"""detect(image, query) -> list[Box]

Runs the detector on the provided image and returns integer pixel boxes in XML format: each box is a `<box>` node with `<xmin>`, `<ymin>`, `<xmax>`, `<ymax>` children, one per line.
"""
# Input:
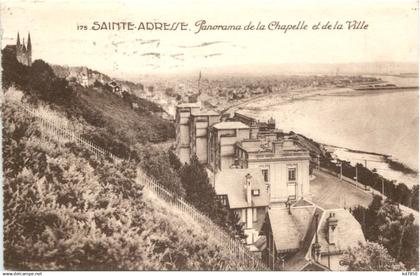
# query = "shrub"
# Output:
<box><xmin>3</xmin><ymin>103</ymin><xmax>252</xmax><ymax>270</ymax></box>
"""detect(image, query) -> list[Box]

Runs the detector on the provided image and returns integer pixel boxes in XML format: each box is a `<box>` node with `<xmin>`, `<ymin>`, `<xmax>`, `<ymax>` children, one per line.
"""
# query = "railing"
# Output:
<box><xmin>17</xmin><ymin>101</ymin><xmax>268</xmax><ymax>270</ymax></box>
<box><xmin>20</xmin><ymin>103</ymin><xmax>117</xmax><ymax>160</ymax></box>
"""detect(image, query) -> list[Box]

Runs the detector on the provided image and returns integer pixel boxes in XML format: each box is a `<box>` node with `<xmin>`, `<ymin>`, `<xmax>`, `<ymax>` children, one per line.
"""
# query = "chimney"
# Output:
<box><xmin>327</xmin><ymin>213</ymin><xmax>338</xmax><ymax>245</ymax></box>
<box><xmin>272</xmin><ymin>140</ymin><xmax>282</xmax><ymax>154</ymax></box>
<box><xmin>245</xmin><ymin>173</ymin><xmax>252</xmax><ymax>204</ymax></box>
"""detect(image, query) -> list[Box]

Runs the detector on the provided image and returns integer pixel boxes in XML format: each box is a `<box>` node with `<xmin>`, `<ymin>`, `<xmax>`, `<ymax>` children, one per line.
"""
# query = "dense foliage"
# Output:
<box><xmin>350</xmin><ymin>195</ymin><xmax>419</xmax><ymax>270</ymax></box>
<box><xmin>320</xmin><ymin>155</ymin><xmax>418</xmax><ymax>211</ymax></box>
<box><xmin>2</xmin><ymin>103</ymin><xmax>252</xmax><ymax>270</ymax></box>
<box><xmin>342</xmin><ymin>241</ymin><xmax>405</xmax><ymax>271</ymax></box>
<box><xmin>2</xmin><ymin>45</ymin><xmax>179</xmax><ymax>194</ymax></box>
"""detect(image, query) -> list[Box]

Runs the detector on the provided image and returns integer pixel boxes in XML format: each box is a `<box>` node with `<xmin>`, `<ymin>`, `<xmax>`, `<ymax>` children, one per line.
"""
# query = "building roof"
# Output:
<box><xmin>176</xmin><ymin>102</ymin><xmax>201</xmax><ymax>108</ymax></box>
<box><xmin>191</xmin><ymin>109</ymin><xmax>219</xmax><ymax>116</ymax></box>
<box><xmin>262</xmin><ymin>199</ymin><xmax>365</xmax><ymax>271</ymax></box>
<box><xmin>236</xmin><ymin>140</ymin><xmax>271</xmax><ymax>153</ymax></box>
<box><xmin>212</xmin><ymin>121</ymin><xmax>250</xmax><ymax>130</ymax></box>
<box><xmin>214</xmin><ymin>168</ymin><xmax>269</xmax><ymax>209</ymax></box>
<box><xmin>282</xmin><ymin>207</ymin><xmax>324</xmax><ymax>271</ymax></box>
<box><xmin>236</xmin><ymin>138</ymin><xmax>309</xmax><ymax>156</ymax></box>
<box><xmin>315</xmin><ymin>209</ymin><xmax>365</xmax><ymax>255</ymax></box>
<box><xmin>293</xmin><ymin>198</ymin><xmax>316</xmax><ymax>207</ymax></box>
<box><xmin>233</xmin><ymin>111</ymin><xmax>258</xmax><ymax>125</ymax></box>
<box><xmin>268</xmin><ymin>203</ymin><xmax>317</xmax><ymax>253</ymax></box>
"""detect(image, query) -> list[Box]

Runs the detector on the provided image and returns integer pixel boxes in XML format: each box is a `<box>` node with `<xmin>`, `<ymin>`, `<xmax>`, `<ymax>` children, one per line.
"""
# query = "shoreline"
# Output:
<box><xmin>220</xmin><ymin>87</ymin><xmax>419</xmax><ymax>185</ymax></box>
<box><xmin>323</xmin><ymin>144</ymin><xmax>418</xmax><ymax>177</ymax></box>
<box><xmin>220</xmin><ymin>85</ymin><xmax>418</xmax><ymax>115</ymax></box>
<box><xmin>220</xmin><ymin>86</ymin><xmax>353</xmax><ymax>114</ymax></box>
<box><xmin>322</xmin><ymin>143</ymin><xmax>391</xmax><ymax>158</ymax></box>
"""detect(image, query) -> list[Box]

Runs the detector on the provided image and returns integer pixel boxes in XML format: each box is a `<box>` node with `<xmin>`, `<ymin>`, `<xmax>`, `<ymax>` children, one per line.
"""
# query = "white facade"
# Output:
<box><xmin>236</xmin><ymin>139</ymin><xmax>311</xmax><ymax>204</ymax></box>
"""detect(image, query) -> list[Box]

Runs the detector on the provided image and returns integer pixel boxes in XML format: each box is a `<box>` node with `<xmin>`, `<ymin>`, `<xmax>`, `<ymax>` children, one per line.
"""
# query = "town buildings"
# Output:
<box><xmin>175</xmin><ymin>101</ymin><xmax>366</xmax><ymax>270</ymax></box>
<box><xmin>175</xmin><ymin>102</ymin><xmax>202</xmax><ymax>164</ymax></box>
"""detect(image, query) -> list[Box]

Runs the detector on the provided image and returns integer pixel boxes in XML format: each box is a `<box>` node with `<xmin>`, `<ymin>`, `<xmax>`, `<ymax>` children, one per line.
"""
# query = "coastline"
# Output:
<box><xmin>221</xmin><ymin>85</ymin><xmax>418</xmax><ymax>115</ymax></box>
<box><xmin>323</xmin><ymin>144</ymin><xmax>418</xmax><ymax>187</ymax></box>
<box><xmin>220</xmin><ymin>86</ymin><xmax>354</xmax><ymax>114</ymax></box>
<box><xmin>220</xmin><ymin>86</ymin><xmax>419</xmax><ymax>187</ymax></box>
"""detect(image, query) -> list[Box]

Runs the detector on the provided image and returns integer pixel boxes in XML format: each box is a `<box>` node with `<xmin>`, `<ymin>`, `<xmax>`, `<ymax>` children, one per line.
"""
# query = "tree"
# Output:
<box><xmin>168</xmin><ymin>148</ymin><xmax>183</xmax><ymax>172</ymax></box>
<box><xmin>180</xmin><ymin>155</ymin><xmax>218</xmax><ymax>215</ymax></box>
<box><xmin>351</xmin><ymin>196</ymin><xmax>419</xmax><ymax>270</ymax></box>
<box><xmin>227</xmin><ymin>211</ymin><xmax>247</xmax><ymax>240</ymax></box>
<box><xmin>2</xmin><ymin>46</ymin><xmax>29</xmax><ymax>89</ymax></box>
<box><xmin>138</xmin><ymin>146</ymin><xmax>185</xmax><ymax>197</ymax></box>
<box><xmin>341</xmin><ymin>241</ymin><xmax>405</xmax><ymax>271</ymax></box>
<box><xmin>399</xmin><ymin>222</ymin><xmax>419</xmax><ymax>270</ymax></box>
<box><xmin>364</xmin><ymin>195</ymin><xmax>383</xmax><ymax>242</ymax></box>
<box><xmin>410</xmin><ymin>185</ymin><xmax>419</xmax><ymax>211</ymax></box>
<box><xmin>179</xmin><ymin>155</ymin><xmax>244</xmax><ymax>238</ymax></box>
<box><xmin>394</xmin><ymin>183</ymin><xmax>411</xmax><ymax>205</ymax></box>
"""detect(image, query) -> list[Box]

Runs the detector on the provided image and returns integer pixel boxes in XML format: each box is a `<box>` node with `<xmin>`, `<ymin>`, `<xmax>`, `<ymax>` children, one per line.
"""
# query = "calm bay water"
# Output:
<box><xmin>239</xmin><ymin>88</ymin><xmax>419</xmax><ymax>187</ymax></box>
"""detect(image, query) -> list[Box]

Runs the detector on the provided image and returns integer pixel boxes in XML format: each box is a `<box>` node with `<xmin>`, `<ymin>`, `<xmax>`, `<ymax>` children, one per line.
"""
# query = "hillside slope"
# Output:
<box><xmin>2</xmin><ymin>45</ymin><xmax>182</xmax><ymax>196</ymax></box>
<box><xmin>2</xmin><ymin>101</ymin><xmax>255</xmax><ymax>270</ymax></box>
<box><xmin>2</xmin><ymin>45</ymin><xmax>174</xmax><ymax>154</ymax></box>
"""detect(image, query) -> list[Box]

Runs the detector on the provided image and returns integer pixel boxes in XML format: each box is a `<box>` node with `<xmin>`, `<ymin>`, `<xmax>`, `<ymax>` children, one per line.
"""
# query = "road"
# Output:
<box><xmin>310</xmin><ymin>169</ymin><xmax>419</xmax><ymax>223</ymax></box>
<box><xmin>310</xmin><ymin>169</ymin><xmax>372</xmax><ymax>210</ymax></box>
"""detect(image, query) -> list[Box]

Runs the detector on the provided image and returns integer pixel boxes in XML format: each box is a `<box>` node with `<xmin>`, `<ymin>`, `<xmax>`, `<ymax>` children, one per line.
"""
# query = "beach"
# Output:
<box><xmin>230</xmin><ymin>85</ymin><xmax>419</xmax><ymax>188</ymax></box>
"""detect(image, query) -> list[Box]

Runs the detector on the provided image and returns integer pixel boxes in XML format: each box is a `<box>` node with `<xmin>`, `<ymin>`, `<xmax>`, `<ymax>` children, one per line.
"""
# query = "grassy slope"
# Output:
<box><xmin>76</xmin><ymin>85</ymin><xmax>173</xmax><ymax>145</ymax></box>
<box><xmin>2</xmin><ymin>101</ymin><xmax>250</xmax><ymax>270</ymax></box>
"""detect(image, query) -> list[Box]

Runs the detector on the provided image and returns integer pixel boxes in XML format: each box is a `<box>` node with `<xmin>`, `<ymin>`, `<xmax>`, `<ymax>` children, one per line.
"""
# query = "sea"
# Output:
<box><xmin>237</xmin><ymin>77</ymin><xmax>419</xmax><ymax>188</ymax></box>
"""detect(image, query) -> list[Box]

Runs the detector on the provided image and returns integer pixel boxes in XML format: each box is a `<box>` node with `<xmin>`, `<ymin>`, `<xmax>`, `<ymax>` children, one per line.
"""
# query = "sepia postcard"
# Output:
<box><xmin>0</xmin><ymin>0</ymin><xmax>419</xmax><ymax>273</ymax></box>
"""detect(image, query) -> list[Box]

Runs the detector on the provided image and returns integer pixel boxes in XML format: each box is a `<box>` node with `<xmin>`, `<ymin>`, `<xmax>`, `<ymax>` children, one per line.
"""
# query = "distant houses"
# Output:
<box><xmin>174</xmin><ymin>102</ymin><xmax>366</xmax><ymax>271</ymax></box>
<box><xmin>106</xmin><ymin>80</ymin><xmax>124</xmax><ymax>96</ymax></box>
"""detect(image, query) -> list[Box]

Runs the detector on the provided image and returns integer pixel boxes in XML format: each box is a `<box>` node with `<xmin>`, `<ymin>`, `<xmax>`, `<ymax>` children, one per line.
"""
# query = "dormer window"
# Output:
<box><xmin>252</xmin><ymin>189</ymin><xmax>260</xmax><ymax>196</ymax></box>
<box><xmin>217</xmin><ymin>194</ymin><xmax>228</xmax><ymax>206</ymax></box>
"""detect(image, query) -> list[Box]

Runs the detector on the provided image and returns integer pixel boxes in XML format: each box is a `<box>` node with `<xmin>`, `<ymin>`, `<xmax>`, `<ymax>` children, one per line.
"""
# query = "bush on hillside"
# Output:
<box><xmin>350</xmin><ymin>196</ymin><xmax>419</xmax><ymax>270</ymax></box>
<box><xmin>2</xmin><ymin>103</ymin><xmax>255</xmax><ymax>270</ymax></box>
<box><xmin>341</xmin><ymin>241</ymin><xmax>405</xmax><ymax>271</ymax></box>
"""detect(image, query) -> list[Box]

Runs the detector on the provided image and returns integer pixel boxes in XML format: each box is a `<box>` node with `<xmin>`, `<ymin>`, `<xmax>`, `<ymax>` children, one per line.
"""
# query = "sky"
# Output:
<box><xmin>0</xmin><ymin>0</ymin><xmax>418</xmax><ymax>78</ymax></box>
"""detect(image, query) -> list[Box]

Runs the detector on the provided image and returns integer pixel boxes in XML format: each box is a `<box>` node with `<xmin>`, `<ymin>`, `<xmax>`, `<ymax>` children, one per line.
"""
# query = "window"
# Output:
<box><xmin>217</xmin><ymin>195</ymin><xmax>228</xmax><ymax>206</ymax></box>
<box><xmin>252</xmin><ymin>208</ymin><xmax>258</xmax><ymax>222</ymax></box>
<box><xmin>261</xmin><ymin>167</ymin><xmax>269</xmax><ymax>182</ymax></box>
<box><xmin>288</xmin><ymin>167</ymin><xmax>297</xmax><ymax>182</ymax></box>
<box><xmin>252</xmin><ymin>189</ymin><xmax>260</xmax><ymax>196</ymax></box>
